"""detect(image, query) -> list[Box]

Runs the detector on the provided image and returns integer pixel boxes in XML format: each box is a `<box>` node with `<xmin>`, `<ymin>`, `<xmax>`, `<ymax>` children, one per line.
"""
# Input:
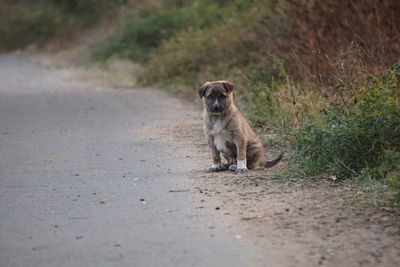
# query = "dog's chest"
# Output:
<box><xmin>210</xmin><ymin>120</ymin><xmax>230</xmax><ymax>153</ymax></box>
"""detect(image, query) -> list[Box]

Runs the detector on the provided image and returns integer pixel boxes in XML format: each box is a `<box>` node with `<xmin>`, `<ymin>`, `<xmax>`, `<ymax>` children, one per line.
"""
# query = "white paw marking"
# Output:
<box><xmin>237</xmin><ymin>160</ymin><xmax>247</xmax><ymax>169</ymax></box>
<box><xmin>236</xmin><ymin>160</ymin><xmax>249</xmax><ymax>173</ymax></box>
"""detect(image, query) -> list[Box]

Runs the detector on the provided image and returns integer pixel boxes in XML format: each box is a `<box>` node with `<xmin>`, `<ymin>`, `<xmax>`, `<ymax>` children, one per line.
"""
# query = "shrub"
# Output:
<box><xmin>138</xmin><ymin>20</ymin><xmax>258</xmax><ymax>87</ymax></box>
<box><xmin>93</xmin><ymin>0</ymin><xmax>243</xmax><ymax>62</ymax></box>
<box><xmin>249</xmin><ymin>57</ymin><xmax>304</xmax><ymax>129</ymax></box>
<box><xmin>0</xmin><ymin>3</ymin><xmax>63</xmax><ymax>50</ymax></box>
<box><xmin>373</xmin><ymin>150</ymin><xmax>400</xmax><ymax>206</ymax></box>
<box><xmin>93</xmin><ymin>8</ymin><xmax>192</xmax><ymax>62</ymax></box>
<box><xmin>292</xmin><ymin>66</ymin><xmax>400</xmax><ymax>183</ymax></box>
<box><xmin>249</xmin><ymin>58</ymin><xmax>400</xmax><ymax>205</ymax></box>
<box><xmin>132</xmin><ymin>0</ymin><xmax>400</xmax><ymax>96</ymax></box>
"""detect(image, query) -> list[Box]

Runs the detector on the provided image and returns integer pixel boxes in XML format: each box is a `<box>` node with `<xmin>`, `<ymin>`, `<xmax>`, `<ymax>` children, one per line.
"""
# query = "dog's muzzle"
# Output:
<box><xmin>210</xmin><ymin>99</ymin><xmax>222</xmax><ymax>113</ymax></box>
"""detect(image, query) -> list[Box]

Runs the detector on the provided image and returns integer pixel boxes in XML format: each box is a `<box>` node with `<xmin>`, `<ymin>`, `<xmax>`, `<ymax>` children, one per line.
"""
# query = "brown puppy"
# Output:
<box><xmin>199</xmin><ymin>80</ymin><xmax>282</xmax><ymax>173</ymax></box>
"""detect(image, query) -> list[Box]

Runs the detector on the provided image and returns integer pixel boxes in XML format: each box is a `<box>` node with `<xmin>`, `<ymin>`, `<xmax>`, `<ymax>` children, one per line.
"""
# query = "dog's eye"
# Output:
<box><xmin>220</xmin><ymin>94</ymin><xmax>227</xmax><ymax>99</ymax></box>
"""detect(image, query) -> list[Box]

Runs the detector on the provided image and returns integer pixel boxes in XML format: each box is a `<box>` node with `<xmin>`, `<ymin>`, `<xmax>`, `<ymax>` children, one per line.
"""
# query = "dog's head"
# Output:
<box><xmin>198</xmin><ymin>80</ymin><xmax>234</xmax><ymax>114</ymax></box>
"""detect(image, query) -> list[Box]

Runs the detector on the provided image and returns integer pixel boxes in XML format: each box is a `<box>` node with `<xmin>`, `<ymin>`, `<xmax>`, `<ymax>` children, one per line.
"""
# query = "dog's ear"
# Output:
<box><xmin>222</xmin><ymin>81</ymin><xmax>234</xmax><ymax>93</ymax></box>
<box><xmin>198</xmin><ymin>82</ymin><xmax>209</xmax><ymax>98</ymax></box>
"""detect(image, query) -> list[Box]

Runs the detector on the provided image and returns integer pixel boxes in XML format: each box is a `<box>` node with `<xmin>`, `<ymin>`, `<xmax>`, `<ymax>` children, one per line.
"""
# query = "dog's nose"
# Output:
<box><xmin>212</xmin><ymin>99</ymin><xmax>220</xmax><ymax>110</ymax></box>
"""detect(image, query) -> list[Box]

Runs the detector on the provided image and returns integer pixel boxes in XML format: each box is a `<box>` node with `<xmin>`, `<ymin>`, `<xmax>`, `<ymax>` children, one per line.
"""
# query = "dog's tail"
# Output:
<box><xmin>263</xmin><ymin>152</ymin><xmax>283</xmax><ymax>168</ymax></box>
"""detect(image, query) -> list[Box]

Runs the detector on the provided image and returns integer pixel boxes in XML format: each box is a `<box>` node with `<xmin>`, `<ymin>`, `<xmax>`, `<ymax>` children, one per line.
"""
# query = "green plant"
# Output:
<box><xmin>137</xmin><ymin>19</ymin><xmax>258</xmax><ymax>87</ymax></box>
<box><xmin>248</xmin><ymin>57</ymin><xmax>298</xmax><ymax>128</ymax></box>
<box><xmin>292</xmin><ymin>68</ymin><xmax>400</xmax><ymax>181</ymax></box>
<box><xmin>362</xmin><ymin>150</ymin><xmax>400</xmax><ymax>206</ymax></box>
<box><xmin>93</xmin><ymin>0</ymin><xmax>243</xmax><ymax>63</ymax></box>
<box><xmin>93</xmin><ymin>8</ymin><xmax>191</xmax><ymax>62</ymax></box>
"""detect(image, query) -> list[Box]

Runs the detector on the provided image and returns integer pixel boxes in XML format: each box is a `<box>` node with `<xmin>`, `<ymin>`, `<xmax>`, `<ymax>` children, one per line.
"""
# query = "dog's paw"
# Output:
<box><xmin>208</xmin><ymin>163</ymin><xmax>227</xmax><ymax>172</ymax></box>
<box><xmin>228</xmin><ymin>165</ymin><xmax>237</xmax><ymax>172</ymax></box>
<box><xmin>235</xmin><ymin>167</ymin><xmax>249</xmax><ymax>173</ymax></box>
<box><xmin>235</xmin><ymin>160</ymin><xmax>248</xmax><ymax>173</ymax></box>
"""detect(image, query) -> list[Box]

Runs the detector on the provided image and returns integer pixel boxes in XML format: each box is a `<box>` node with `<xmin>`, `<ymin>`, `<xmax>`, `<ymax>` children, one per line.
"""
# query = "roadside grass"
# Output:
<box><xmin>258</xmin><ymin>59</ymin><xmax>400</xmax><ymax>207</ymax></box>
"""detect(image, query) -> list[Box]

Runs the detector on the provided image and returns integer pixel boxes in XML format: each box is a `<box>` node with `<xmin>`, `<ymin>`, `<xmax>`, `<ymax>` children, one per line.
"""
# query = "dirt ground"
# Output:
<box><xmin>138</xmin><ymin>103</ymin><xmax>400</xmax><ymax>267</ymax></box>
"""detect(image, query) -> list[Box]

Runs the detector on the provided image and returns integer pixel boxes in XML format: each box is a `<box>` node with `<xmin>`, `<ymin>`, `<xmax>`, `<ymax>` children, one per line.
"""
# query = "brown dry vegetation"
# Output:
<box><xmin>258</xmin><ymin>0</ymin><xmax>400</xmax><ymax>82</ymax></box>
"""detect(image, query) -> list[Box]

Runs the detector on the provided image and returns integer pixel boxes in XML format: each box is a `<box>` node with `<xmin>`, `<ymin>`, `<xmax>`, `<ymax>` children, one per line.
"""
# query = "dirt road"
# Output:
<box><xmin>0</xmin><ymin>54</ymin><xmax>399</xmax><ymax>267</ymax></box>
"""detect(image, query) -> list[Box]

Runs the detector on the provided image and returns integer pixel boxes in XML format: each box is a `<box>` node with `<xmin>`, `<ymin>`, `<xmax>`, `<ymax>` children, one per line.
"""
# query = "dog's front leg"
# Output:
<box><xmin>207</xmin><ymin>136</ymin><xmax>226</xmax><ymax>172</ymax></box>
<box><xmin>235</xmin><ymin>139</ymin><xmax>249</xmax><ymax>173</ymax></box>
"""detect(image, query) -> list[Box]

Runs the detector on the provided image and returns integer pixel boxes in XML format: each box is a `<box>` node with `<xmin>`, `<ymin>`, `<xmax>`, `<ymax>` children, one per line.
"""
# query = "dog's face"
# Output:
<box><xmin>198</xmin><ymin>81</ymin><xmax>234</xmax><ymax>114</ymax></box>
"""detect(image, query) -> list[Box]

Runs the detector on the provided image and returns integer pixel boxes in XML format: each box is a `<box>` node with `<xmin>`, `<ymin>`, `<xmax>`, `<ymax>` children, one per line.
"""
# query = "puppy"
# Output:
<box><xmin>199</xmin><ymin>80</ymin><xmax>282</xmax><ymax>173</ymax></box>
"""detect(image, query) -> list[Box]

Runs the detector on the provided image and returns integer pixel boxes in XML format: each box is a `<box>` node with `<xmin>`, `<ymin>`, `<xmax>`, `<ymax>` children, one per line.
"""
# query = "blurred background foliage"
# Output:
<box><xmin>1</xmin><ymin>0</ymin><xmax>399</xmax><ymax>206</ymax></box>
<box><xmin>0</xmin><ymin>0</ymin><xmax>126</xmax><ymax>50</ymax></box>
